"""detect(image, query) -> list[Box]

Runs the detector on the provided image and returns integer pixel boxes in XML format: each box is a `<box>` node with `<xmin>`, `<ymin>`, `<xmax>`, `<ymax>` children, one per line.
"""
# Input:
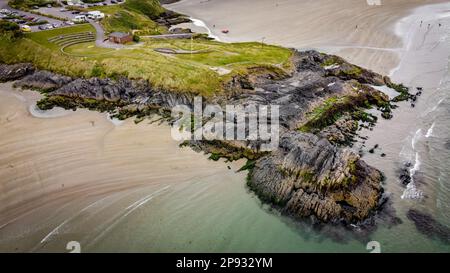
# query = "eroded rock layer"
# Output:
<box><xmin>0</xmin><ymin>50</ymin><xmax>402</xmax><ymax>226</ymax></box>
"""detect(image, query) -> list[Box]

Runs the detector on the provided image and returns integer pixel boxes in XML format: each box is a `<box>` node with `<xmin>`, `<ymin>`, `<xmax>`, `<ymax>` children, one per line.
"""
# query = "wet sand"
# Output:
<box><xmin>168</xmin><ymin>0</ymin><xmax>447</xmax><ymax>75</ymax></box>
<box><xmin>0</xmin><ymin>83</ymin><xmax>246</xmax><ymax>252</ymax></box>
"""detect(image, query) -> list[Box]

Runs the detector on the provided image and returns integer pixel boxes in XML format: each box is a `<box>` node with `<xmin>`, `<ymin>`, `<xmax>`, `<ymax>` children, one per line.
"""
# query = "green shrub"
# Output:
<box><xmin>0</xmin><ymin>20</ymin><xmax>22</xmax><ymax>40</ymax></box>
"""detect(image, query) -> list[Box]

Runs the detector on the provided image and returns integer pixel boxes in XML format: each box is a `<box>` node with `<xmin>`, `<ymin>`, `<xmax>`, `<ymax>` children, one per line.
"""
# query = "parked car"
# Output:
<box><xmin>64</xmin><ymin>21</ymin><xmax>75</xmax><ymax>25</ymax></box>
<box><xmin>32</xmin><ymin>6</ymin><xmax>39</xmax><ymax>9</ymax></box>
<box><xmin>72</xmin><ymin>15</ymin><xmax>87</xmax><ymax>23</ymax></box>
<box><xmin>0</xmin><ymin>9</ymin><xmax>10</xmax><ymax>14</ymax></box>
<box><xmin>87</xmin><ymin>11</ymin><xmax>105</xmax><ymax>20</ymax></box>
<box><xmin>20</xmin><ymin>25</ymin><xmax>31</xmax><ymax>32</ymax></box>
<box><xmin>47</xmin><ymin>4</ymin><xmax>52</xmax><ymax>8</ymax></box>
<box><xmin>38</xmin><ymin>24</ymin><xmax>53</xmax><ymax>30</ymax></box>
<box><xmin>111</xmin><ymin>0</ymin><xmax>117</xmax><ymax>4</ymax></box>
<box><xmin>60</xmin><ymin>8</ymin><xmax>67</xmax><ymax>12</ymax></box>
<box><xmin>71</xmin><ymin>11</ymin><xmax>80</xmax><ymax>14</ymax></box>
<box><xmin>34</xmin><ymin>19</ymin><xmax>47</xmax><ymax>24</ymax></box>
<box><xmin>52</xmin><ymin>23</ymin><xmax>60</xmax><ymax>28</ymax></box>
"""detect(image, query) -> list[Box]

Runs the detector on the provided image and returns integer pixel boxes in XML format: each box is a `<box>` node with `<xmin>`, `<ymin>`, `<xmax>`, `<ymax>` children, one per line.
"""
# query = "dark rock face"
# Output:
<box><xmin>407</xmin><ymin>209</ymin><xmax>450</xmax><ymax>243</ymax></box>
<box><xmin>0</xmin><ymin>63</ymin><xmax>34</xmax><ymax>82</ymax></box>
<box><xmin>0</xmin><ymin>50</ymin><xmax>398</xmax><ymax>227</ymax></box>
<box><xmin>249</xmin><ymin>132</ymin><xmax>383</xmax><ymax>224</ymax></box>
<box><xmin>14</xmin><ymin>70</ymin><xmax>72</xmax><ymax>91</ymax></box>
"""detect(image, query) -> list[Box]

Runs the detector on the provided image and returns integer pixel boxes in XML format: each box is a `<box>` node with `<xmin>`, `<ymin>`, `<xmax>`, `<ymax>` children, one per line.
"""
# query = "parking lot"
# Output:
<box><xmin>36</xmin><ymin>0</ymin><xmax>124</xmax><ymax>22</ymax></box>
<box><xmin>0</xmin><ymin>0</ymin><xmax>124</xmax><ymax>32</ymax></box>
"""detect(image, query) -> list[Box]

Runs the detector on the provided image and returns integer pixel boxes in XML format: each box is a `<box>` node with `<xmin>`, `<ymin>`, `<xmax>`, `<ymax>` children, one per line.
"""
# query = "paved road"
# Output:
<box><xmin>0</xmin><ymin>0</ymin><xmax>65</xmax><ymax>32</ymax></box>
<box><xmin>89</xmin><ymin>20</ymin><xmax>124</xmax><ymax>48</ymax></box>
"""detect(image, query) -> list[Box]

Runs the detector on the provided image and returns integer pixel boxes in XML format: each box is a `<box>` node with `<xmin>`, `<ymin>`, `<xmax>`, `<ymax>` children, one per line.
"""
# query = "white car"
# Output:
<box><xmin>87</xmin><ymin>11</ymin><xmax>105</xmax><ymax>20</ymax></box>
<box><xmin>72</xmin><ymin>15</ymin><xmax>87</xmax><ymax>23</ymax></box>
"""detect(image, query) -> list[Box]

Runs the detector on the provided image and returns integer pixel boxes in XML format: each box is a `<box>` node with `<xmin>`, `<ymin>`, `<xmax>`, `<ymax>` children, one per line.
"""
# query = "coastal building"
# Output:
<box><xmin>108</xmin><ymin>32</ymin><xmax>133</xmax><ymax>44</ymax></box>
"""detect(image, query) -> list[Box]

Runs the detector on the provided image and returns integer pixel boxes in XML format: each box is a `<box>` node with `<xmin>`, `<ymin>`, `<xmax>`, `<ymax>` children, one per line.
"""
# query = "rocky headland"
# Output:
<box><xmin>0</xmin><ymin>50</ymin><xmax>409</xmax><ymax>228</ymax></box>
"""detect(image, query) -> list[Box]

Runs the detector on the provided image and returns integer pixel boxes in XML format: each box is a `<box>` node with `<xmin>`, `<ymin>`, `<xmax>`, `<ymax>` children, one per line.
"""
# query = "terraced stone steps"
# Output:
<box><xmin>48</xmin><ymin>32</ymin><xmax>96</xmax><ymax>48</ymax></box>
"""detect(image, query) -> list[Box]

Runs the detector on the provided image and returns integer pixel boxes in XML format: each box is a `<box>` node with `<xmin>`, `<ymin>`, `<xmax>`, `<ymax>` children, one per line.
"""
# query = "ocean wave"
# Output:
<box><xmin>412</xmin><ymin>129</ymin><xmax>422</xmax><ymax>150</ymax></box>
<box><xmin>106</xmin><ymin>113</ymin><xmax>125</xmax><ymax>126</ymax></box>
<box><xmin>190</xmin><ymin>18</ymin><xmax>221</xmax><ymax>41</ymax></box>
<box><xmin>401</xmin><ymin>152</ymin><xmax>423</xmax><ymax>200</ymax></box>
<box><xmin>29</xmin><ymin>104</ymin><xmax>70</xmax><ymax>119</ymax></box>
<box><xmin>425</xmin><ymin>122</ymin><xmax>435</xmax><ymax>138</ymax></box>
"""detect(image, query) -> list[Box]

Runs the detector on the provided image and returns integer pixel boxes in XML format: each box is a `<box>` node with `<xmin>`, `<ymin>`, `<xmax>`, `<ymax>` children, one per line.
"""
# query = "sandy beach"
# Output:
<box><xmin>168</xmin><ymin>0</ymin><xmax>447</xmax><ymax>75</ymax></box>
<box><xmin>0</xmin><ymin>83</ymin><xmax>246</xmax><ymax>252</ymax></box>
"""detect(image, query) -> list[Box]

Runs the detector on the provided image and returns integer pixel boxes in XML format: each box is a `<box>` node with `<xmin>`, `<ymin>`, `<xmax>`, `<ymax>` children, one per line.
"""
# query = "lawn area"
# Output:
<box><xmin>0</xmin><ymin>24</ymin><xmax>293</xmax><ymax>96</ymax></box>
<box><xmin>26</xmin><ymin>24</ymin><xmax>96</xmax><ymax>50</ymax></box>
<box><xmin>63</xmin><ymin>42</ymin><xmax>116</xmax><ymax>56</ymax></box>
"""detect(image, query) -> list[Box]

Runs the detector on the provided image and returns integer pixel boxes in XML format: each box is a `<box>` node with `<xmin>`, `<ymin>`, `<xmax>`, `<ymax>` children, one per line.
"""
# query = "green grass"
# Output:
<box><xmin>63</xmin><ymin>42</ymin><xmax>115</xmax><ymax>56</ymax></box>
<box><xmin>124</xmin><ymin>0</ymin><xmax>164</xmax><ymax>20</ymax></box>
<box><xmin>26</xmin><ymin>24</ymin><xmax>95</xmax><ymax>50</ymax></box>
<box><xmin>8</xmin><ymin>0</ymin><xmax>55</xmax><ymax>10</ymax></box>
<box><xmin>299</xmin><ymin>97</ymin><xmax>350</xmax><ymax>132</ymax></box>
<box><xmin>91</xmin><ymin>1</ymin><xmax>166</xmax><ymax>35</ymax></box>
<box><xmin>0</xmin><ymin>24</ymin><xmax>293</xmax><ymax>96</ymax></box>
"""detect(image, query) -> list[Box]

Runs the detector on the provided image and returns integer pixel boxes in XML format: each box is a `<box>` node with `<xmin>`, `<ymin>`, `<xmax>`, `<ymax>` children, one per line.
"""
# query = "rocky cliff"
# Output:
<box><xmin>0</xmin><ymin>50</ymin><xmax>404</xmax><ymax>227</ymax></box>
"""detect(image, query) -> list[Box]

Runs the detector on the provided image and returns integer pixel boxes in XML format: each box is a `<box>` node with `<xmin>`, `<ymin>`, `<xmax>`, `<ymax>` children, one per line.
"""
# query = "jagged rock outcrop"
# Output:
<box><xmin>249</xmin><ymin>132</ymin><xmax>382</xmax><ymax>224</ymax></box>
<box><xmin>0</xmin><ymin>63</ymin><xmax>34</xmax><ymax>82</ymax></box>
<box><xmin>0</xmin><ymin>49</ymin><xmax>401</xmax><ymax>227</ymax></box>
<box><xmin>14</xmin><ymin>70</ymin><xmax>72</xmax><ymax>91</ymax></box>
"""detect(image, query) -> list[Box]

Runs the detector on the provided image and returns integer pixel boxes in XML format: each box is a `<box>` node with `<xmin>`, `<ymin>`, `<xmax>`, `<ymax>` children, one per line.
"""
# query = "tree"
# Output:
<box><xmin>0</xmin><ymin>20</ymin><xmax>23</xmax><ymax>40</ymax></box>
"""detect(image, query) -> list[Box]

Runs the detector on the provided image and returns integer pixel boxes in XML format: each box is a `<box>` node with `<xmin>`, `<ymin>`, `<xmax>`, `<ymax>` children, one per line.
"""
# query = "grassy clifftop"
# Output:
<box><xmin>88</xmin><ymin>0</ymin><xmax>169</xmax><ymax>35</ymax></box>
<box><xmin>124</xmin><ymin>0</ymin><xmax>165</xmax><ymax>19</ymax></box>
<box><xmin>93</xmin><ymin>4</ymin><xmax>165</xmax><ymax>35</ymax></box>
<box><xmin>0</xmin><ymin>21</ymin><xmax>292</xmax><ymax>96</ymax></box>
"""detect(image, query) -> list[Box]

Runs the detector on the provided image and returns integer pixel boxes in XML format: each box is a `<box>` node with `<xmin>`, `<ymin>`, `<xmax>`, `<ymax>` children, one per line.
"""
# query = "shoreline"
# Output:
<box><xmin>167</xmin><ymin>0</ymin><xmax>448</xmax><ymax>75</ymax></box>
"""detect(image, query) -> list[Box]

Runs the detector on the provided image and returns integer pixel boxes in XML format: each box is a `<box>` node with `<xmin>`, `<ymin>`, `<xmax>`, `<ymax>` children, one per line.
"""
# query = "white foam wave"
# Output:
<box><xmin>39</xmin><ymin>194</ymin><xmax>113</xmax><ymax>245</ymax></box>
<box><xmin>421</xmin><ymin>98</ymin><xmax>445</xmax><ymax>117</ymax></box>
<box><xmin>412</xmin><ymin>129</ymin><xmax>422</xmax><ymax>150</ymax></box>
<box><xmin>29</xmin><ymin>105</ymin><xmax>70</xmax><ymax>119</ymax></box>
<box><xmin>425</xmin><ymin>122</ymin><xmax>435</xmax><ymax>138</ymax></box>
<box><xmin>401</xmin><ymin>181</ymin><xmax>424</xmax><ymax>199</ymax></box>
<box><xmin>87</xmin><ymin>186</ymin><xmax>171</xmax><ymax>247</ymax></box>
<box><xmin>106</xmin><ymin>113</ymin><xmax>125</xmax><ymax>126</ymax></box>
<box><xmin>190</xmin><ymin>18</ymin><xmax>221</xmax><ymax>41</ymax></box>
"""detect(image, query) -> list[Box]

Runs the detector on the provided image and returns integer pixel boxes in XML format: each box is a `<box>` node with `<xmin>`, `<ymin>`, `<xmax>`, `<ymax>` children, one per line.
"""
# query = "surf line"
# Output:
<box><xmin>190</xmin><ymin>17</ymin><xmax>222</xmax><ymax>41</ymax></box>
